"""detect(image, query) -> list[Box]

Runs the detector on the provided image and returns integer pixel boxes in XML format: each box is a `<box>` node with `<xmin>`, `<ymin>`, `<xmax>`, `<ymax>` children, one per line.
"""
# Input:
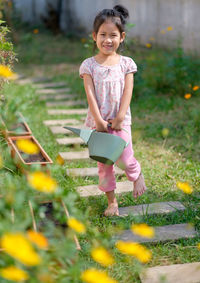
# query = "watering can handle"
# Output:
<box><xmin>107</xmin><ymin>123</ymin><xmax>129</xmax><ymax>147</ymax></box>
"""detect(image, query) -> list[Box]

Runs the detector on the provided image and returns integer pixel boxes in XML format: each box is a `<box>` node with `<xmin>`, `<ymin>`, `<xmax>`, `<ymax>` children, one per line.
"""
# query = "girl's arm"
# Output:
<box><xmin>83</xmin><ymin>74</ymin><xmax>108</xmax><ymax>132</ymax></box>
<box><xmin>109</xmin><ymin>73</ymin><xmax>134</xmax><ymax>130</ymax></box>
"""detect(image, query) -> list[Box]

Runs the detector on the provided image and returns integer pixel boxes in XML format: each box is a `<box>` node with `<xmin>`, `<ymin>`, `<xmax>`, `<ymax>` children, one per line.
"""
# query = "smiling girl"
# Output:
<box><xmin>79</xmin><ymin>5</ymin><xmax>147</xmax><ymax>216</ymax></box>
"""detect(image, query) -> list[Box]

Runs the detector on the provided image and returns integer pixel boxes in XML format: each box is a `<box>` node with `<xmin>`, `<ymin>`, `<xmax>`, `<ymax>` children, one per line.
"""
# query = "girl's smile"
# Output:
<box><xmin>93</xmin><ymin>20</ymin><xmax>125</xmax><ymax>56</ymax></box>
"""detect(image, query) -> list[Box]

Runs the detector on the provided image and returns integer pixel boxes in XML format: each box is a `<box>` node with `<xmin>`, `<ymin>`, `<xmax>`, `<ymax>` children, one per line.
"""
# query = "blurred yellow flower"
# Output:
<box><xmin>38</xmin><ymin>273</ymin><xmax>54</xmax><ymax>283</ymax></box>
<box><xmin>115</xmin><ymin>241</ymin><xmax>152</xmax><ymax>263</ymax></box>
<box><xmin>176</xmin><ymin>182</ymin><xmax>193</xmax><ymax>194</ymax></box>
<box><xmin>197</xmin><ymin>243</ymin><xmax>200</xmax><ymax>250</ymax></box>
<box><xmin>91</xmin><ymin>246</ymin><xmax>115</xmax><ymax>267</ymax></box>
<box><xmin>27</xmin><ymin>171</ymin><xmax>58</xmax><ymax>193</ymax></box>
<box><xmin>81</xmin><ymin>38</ymin><xmax>86</xmax><ymax>43</ymax></box>
<box><xmin>16</xmin><ymin>139</ymin><xmax>40</xmax><ymax>155</ymax></box>
<box><xmin>0</xmin><ymin>154</ymin><xmax>3</xmax><ymax>169</ymax></box>
<box><xmin>162</xmin><ymin>128</ymin><xmax>169</xmax><ymax>138</ymax></box>
<box><xmin>1</xmin><ymin>232</ymin><xmax>41</xmax><ymax>266</ymax></box>
<box><xmin>0</xmin><ymin>266</ymin><xmax>29</xmax><ymax>282</ymax></box>
<box><xmin>184</xmin><ymin>93</ymin><xmax>191</xmax><ymax>99</ymax></box>
<box><xmin>146</xmin><ymin>43</ymin><xmax>152</xmax><ymax>48</ymax></box>
<box><xmin>33</xmin><ymin>29</ymin><xmax>39</xmax><ymax>34</ymax></box>
<box><xmin>27</xmin><ymin>230</ymin><xmax>48</xmax><ymax>250</ymax></box>
<box><xmin>167</xmin><ymin>26</ymin><xmax>173</xmax><ymax>31</ymax></box>
<box><xmin>131</xmin><ymin>223</ymin><xmax>155</xmax><ymax>238</ymax></box>
<box><xmin>68</xmin><ymin>217</ymin><xmax>86</xmax><ymax>234</ymax></box>
<box><xmin>81</xmin><ymin>268</ymin><xmax>118</xmax><ymax>283</ymax></box>
<box><xmin>56</xmin><ymin>154</ymin><xmax>65</xmax><ymax>165</ymax></box>
<box><xmin>160</xmin><ymin>30</ymin><xmax>166</xmax><ymax>34</ymax></box>
<box><xmin>0</xmin><ymin>65</ymin><xmax>17</xmax><ymax>80</ymax></box>
<box><xmin>193</xmin><ymin>85</ymin><xmax>199</xmax><ymax>91</ymax></box>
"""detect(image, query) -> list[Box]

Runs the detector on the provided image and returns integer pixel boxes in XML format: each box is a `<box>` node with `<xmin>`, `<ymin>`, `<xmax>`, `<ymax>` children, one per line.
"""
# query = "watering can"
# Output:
<box><xmin>64</xmin><ymin>125</ymin><xmax>129</xmax><ymax>165</ymax></box>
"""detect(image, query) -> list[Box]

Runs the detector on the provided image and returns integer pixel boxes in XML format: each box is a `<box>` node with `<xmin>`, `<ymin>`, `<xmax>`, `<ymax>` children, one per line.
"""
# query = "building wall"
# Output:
<box><xmin>13</xmin><ymin>0</ymin><xmax>200</xmax><ymax>53</ymax></box>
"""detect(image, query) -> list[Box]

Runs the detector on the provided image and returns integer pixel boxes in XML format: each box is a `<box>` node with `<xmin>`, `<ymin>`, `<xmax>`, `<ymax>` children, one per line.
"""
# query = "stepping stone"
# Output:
<box><xmin>77</xmin><ymin>181</ymin><xmax>132</xmax><ymax>197</ymax></box>
<box><xmin>59</xmin><ymin>150</ymin><xmax>89</xmax><ymax>161</ymax></box>
<box><xmin>46</xmin><ymin>100</ymin><xmax>86</xmax><ymax>107</ymax></box>
<box><xmin>56</xmin><ymin>137</ymin><xmax>84</xmax><ymax>145</ymax></box>
<box><xmin>40</xmin><ymin>93</ymin><xmax>78</xmax><ymax>101</ymax></box>
<box><xmin>17</xmin><ymin>77</ymin><xmax>50</xmax><ymax>84</ymax></box>
<box><xmin>118</xmin><ymin>201</ymin><xmax>186</xmax><ymax>217</ymax></box>
<box><xmin>119</xmin><ymin>223</ymin><xmax>197</xmax><ymax>243</ymax></box>
<box><xmin>35</xmin><ymin>82</ymin><xmax>68</xmax><ymax>88</ymax></box>
<box><xmin>48</xmin><ymin>109</ymin><xmax>88</xmax><ymax>115</ymax></box>
<box><xmin>66</xmin><ymin>167</ymin><xmax>124</xmax><ymax>177</ymax></box>
<box><xmin>49</xmin><ymin>125</ymin><xmax>84</xmax><ymax>134</ymax></box>
<box><xmin>140</xmin><ymin>262</ymin><xmax>200</xmax><ymax>283</ymax></box>
<box><xmin>36</xmin><ymin>88</ymin><xmax>70</xmax><ymax>94</ymax></box>
<box><xmin>43</xmin><ymin>119</ymin><xmax>80</xmax><ymax>126</ymax></box>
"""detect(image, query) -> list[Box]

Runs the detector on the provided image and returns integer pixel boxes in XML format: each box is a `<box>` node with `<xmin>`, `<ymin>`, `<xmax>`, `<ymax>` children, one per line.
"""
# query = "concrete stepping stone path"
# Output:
<box><xmin>46</xmin><ymin>100</ymin><xmax>86</xmax><ymax>107</ymax></box>
<box><xmin>48</xmin><ymin>109</ymin><xmax>88</xmax><ymax>115</ymax></box>
<box><xmin>40</xmin><ymin>93</ymin><xmax>78</xmax><ymax>101</ymax></box>
<box><xmin>118</xmin><ymin>201</ymin><xmax>186</xmax><ymax>217</ymax></box>
<box><xmin>77</xmin><ymin>181</ymin><xmax>133</xmax><ymax>197</ymax></box>
<box><xmin>66</xmin><ymin>167</ymin><xmax>124</xmax><ymax>177</ymax></box>
<box><xmin>59</xmin><ymin>150</ymin><xmax>89</xmax><ymax>161</ymax></box>
<box><xmin>35</xmin><ymin>82</ymin><xmax>68</xmax><ymax>88</ymax></box>
<box><xmin>36</xmin><ymin>88</ymin><xmax>71</xmax><ymax>94</ymax></box>
<box><xmin>17</xmin><ymin>77</ymin><xmax>50</xmax><ymax>84</ymax></box>
<box><xmin>119</xmin><ymin>223</ymin><xmax>197</xmax><ymax>243</ymax></box>
<box><xmin>43</xmin><ymin>119</ymin><xmax>80</xmax><ymax>126</ymax></box>
<box><xmin>140</xmin><ymin>262</ymin><xmax>200</xmax><ymax>283</ymax></box>
<box><xmin>56</xmin><ymin>137</ymin><xmax>84</xmax><ymax>145</ymax></box>
<box><xmin>49</xmin><ymin>125</ymin><xmax>84</xmax><ymax>134</ymax></box>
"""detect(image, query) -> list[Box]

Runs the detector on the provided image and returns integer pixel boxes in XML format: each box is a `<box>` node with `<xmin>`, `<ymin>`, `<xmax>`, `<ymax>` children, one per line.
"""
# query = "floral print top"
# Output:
<box><xmin>79</xmin><ymin>55</ymin><xmax>137</xmax><ymax>128</ymax></box>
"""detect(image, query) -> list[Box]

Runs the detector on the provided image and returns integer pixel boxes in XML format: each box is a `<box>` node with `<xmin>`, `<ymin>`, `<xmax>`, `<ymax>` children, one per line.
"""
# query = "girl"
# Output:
<box><xmin>79</xmin><ymin>5</ymin><xmax>147</xmax><ymax>216</ymax></box>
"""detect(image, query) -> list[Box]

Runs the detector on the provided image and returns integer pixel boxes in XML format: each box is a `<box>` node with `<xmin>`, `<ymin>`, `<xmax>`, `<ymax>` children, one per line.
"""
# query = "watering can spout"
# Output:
<box><xmin>64</xmin><ymin>126</ymin><xmax>81</xmax><ymax>136</ymax></box>
<box><xmin>64</xmin><ymin>126</ymin><xmax>93</xmax><ymax>144</ymax></box>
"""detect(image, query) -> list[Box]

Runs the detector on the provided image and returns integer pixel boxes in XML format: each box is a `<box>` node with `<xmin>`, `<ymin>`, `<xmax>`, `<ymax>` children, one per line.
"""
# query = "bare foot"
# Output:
<box><xmin>133</xmin><ymin>173</ymin><xmax>147</xmax><ymax>198</ymax></box>
<box><xmin>104</xmin><ymin>203</ymin><xmax>119</xmax><ymax>216</ymax></box>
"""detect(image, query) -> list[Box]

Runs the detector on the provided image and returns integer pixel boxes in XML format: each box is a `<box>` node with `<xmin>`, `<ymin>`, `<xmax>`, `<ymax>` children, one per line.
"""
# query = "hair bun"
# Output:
<box><xmin>113</xmin><ymin>5</ymin><xmax>129</xmax><ymax>20</ymax></box>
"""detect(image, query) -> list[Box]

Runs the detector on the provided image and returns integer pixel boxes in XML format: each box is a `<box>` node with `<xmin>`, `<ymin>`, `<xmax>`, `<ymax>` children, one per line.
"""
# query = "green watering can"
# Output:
<box><xmin>64</xmin><ymin>125</ymin><xmax>129</xmax><ymax>165</ymax></box>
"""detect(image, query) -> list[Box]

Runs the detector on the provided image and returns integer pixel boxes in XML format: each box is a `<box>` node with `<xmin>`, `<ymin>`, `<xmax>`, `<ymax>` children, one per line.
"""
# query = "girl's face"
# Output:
<box><xmin>93</xmin><ymin>20</ymin><xmax>125</xmax><ymax>56</ymax></box>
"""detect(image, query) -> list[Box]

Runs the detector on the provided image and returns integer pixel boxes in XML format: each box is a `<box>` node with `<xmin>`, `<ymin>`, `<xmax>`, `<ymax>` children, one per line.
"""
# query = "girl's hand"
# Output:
<box><xmin>108</xmin><ymin>118</ymin><xmax>123</xmax><ymax>130</ymax></box>
<box><xmin>95</xmin><ymin>119</ymin><xmax>108</xmax><ymax>132</ymax></box>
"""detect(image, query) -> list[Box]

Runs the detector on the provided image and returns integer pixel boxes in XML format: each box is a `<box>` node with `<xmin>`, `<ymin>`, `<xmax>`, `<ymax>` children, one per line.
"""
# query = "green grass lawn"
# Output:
<box><xmin>1</xmin><ymin>29</ymin><xmax>200</xmax><ymax>282</ymax></box>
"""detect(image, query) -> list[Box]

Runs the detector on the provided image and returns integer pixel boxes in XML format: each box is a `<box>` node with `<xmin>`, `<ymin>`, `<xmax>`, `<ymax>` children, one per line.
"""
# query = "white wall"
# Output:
<box><xmin>13</xmin><ymin>0</ymin><xmax>200</xmax><ymax>53</ymax></box>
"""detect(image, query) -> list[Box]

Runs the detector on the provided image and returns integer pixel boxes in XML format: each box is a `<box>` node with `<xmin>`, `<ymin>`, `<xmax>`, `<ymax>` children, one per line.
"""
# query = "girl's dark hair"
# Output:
<box><xmin>93</xmin><ymin>5</ymin><xmax>129</xmax><ymax>35</ymax></box>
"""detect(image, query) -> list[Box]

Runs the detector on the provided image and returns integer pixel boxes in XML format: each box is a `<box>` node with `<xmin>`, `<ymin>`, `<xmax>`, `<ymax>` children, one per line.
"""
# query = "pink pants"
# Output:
<box><xmin>98</xmin><ymin>125</ymin><xmax>141</xmax><ymax>192</ymax></box>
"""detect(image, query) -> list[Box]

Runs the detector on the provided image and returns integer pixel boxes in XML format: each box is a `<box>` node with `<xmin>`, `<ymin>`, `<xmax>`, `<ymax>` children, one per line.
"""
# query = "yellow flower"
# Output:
<box><xmin>0</xmin><ymin>65</ymin><xmax>17</xmax><ymax>80</ymax></box>
<box><xmin>33</xmin><ymin>29</ymin><xmax>39</xmax><ymax>34</ymax></box>
<box><xmin>27</xmin><ymin>171</ymin><xmax>58</xmax><ymax>193</ymax></box>
<box><xmin>162</xmin><ymin>128</ymin><xmax>169</xmax><ymax>138</ymax></box>
<box><xmin>146</xmin><ymin>43</ymin><xmax>152</xmax><ymax>48</ymax></box>
<box><xmin>160</xmin><ymin>30</ymin><xmax>166</xmax><ymax>34</ymax></box>
<box><xmin>27</xmin><ymin>230</ymin><xmax>48</xmax><ymax>250</ymax></box>
<box><xmin>193</xmin><ymin>85</ymin><xmax>199</xmax><ymax>91</ymax></box>
<box><xmin>81</xmin><ymin>268</ymin><xmax>118</xmax><ymax>283</ymax></box>
<box><xmin>56</xmin><ymin>154</ymin><xmax>65</xmax><ymax>165</ymax></box>
<box><xmin>197</xmin><ymin>243</ymin><xmax>200</xmax><ymax>250</ymax></box>
<box><xmin>167</xmin><ymin>26</ymin><xmax>173</xmax><ymax>31</ymax></box>
<box><xmin>1</xmin><ymin>233</ymin><xmax>41</xmax><ymax>266</ymax></box>
<box><xmin>16</xmin><ymin>139</ymin><xmax>40</xmax><ymax>155</ymax></box>
<box><xmin>0</xmin><ymin>266</ymin><xmax>29</xmax><ymax>282</ymax></box>
<box><xmin>67</xmin><ymin>217</ymin><xmax>86</xmax><ymax>234</ymax></box>
<box><xmin>176</xmin><ymin>182</ymin><xmax>193</xmax><ymax>194</ymax></box>
<box><xmin>81</xmin><ymin>38</ymin><xmax>86</xmax><ymax>43</ymax></box>
<box><xmin>131</xmin><ymin>223</ymin><xmax>155</xmax><ymax>238</ymax></box>
<box><xmin>115</xmin><ymin>241</ymin><xmax>152</xmax><ymax>263</ymax></box>
<box><xmin>91</xmin><ymin>246</ymin><xmax>115</xmax><ymax>267</ymax></box>
<box><xmin>0</xmin><ymin>154</ymin><xmax>3</xmax><ymax>169</ymax></box>
<box><xmin>184</xmin><ymin>93</ymin><xmax>191</xmax><ymax>99</ymax></box>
